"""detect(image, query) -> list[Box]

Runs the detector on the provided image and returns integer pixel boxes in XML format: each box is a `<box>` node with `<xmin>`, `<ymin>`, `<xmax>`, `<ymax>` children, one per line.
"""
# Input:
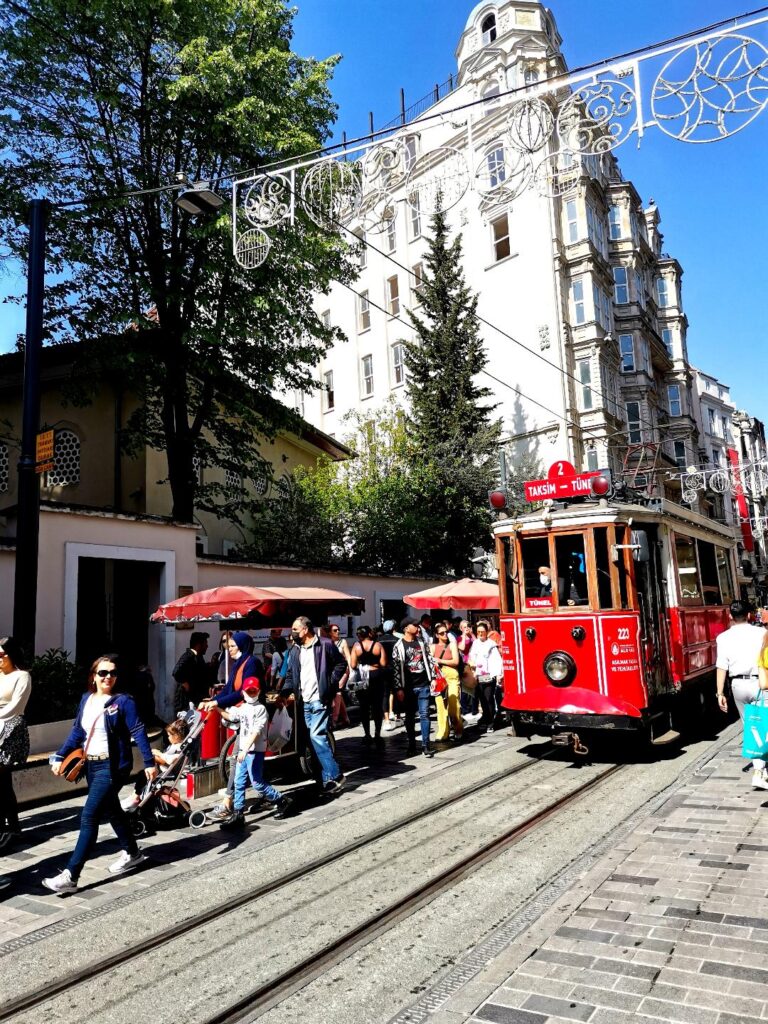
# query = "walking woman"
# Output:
<box><xmin>0</xmin><ymin>637</ymin><xmax>31</xmax><ymax>847</ymax></box>
<box><xmin>349</xmin><ymin>625</ymin><xmax>387</xmax><ymax>748</ymax></box>
<box><xmin>468</xmin><ymin>621</ymin><xmax>504</xmax><ymax>732</ymax></box>
<box><xmin>431</xmin><ymin>626</ymin><xmax>463</xmax><ymax>743</ymax></box>
<box><xmin>43</xmin><ymin>655</ymin><xmax>157</xmax><ymax>895</ymax></box>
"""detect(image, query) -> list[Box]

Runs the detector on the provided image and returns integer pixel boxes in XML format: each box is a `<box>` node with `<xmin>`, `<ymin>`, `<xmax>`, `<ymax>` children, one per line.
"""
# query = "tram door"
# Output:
<box><xmin>633</xmin><ymin>526</ymin><xmax>673</xmax><ymax>697</ymax></box>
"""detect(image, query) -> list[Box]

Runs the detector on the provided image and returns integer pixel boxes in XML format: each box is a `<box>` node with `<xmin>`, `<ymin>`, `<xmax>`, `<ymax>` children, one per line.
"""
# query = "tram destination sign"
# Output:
<box><xmin>524</xmin><ymin>461</ymin><xmax>602</xmax><ymax>502</ymax></box>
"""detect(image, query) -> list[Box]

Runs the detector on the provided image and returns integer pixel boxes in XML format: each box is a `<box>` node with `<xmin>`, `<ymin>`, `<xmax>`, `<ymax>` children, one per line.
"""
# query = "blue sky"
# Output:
<box><xmin>290</xmin><ymin>0</ymin><xmax>768</xmax><ymax>417</ymax></box>
<box><xmin>2</xmin><ymin>0</ymin><xmax>766</xmax><ymax>420</ymax></box>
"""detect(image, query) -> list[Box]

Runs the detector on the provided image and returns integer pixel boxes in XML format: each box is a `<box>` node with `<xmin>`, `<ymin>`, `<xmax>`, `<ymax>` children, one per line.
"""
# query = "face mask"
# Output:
<box><xmin>291</xmin><ymin>630</ymin><xmax>301</xmax><ymax>642</ymax></box>
<box><xmin>540</xmin><ymin>575</ymin><xmax>550</xmax><ymax>586</ymax></box>
<box><xmin>243</xmin><ymin>692</ymin><xmax>259</xmax><ymax>704</ymax></box>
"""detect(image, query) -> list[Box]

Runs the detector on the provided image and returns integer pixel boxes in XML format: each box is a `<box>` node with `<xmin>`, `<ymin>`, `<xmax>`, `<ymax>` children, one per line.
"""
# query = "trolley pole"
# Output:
<box><xmin>12</xmin><ymin>198</ymin><xmax>50</xmax><ymax>657</ymax></box>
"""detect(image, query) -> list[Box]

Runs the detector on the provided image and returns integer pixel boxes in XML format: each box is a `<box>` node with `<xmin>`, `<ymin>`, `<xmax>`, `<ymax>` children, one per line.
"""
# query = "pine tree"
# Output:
<box><xmin>402</xmin><ymin>205</ymin><xmax>503</xmax><ymax>575</ymax></box>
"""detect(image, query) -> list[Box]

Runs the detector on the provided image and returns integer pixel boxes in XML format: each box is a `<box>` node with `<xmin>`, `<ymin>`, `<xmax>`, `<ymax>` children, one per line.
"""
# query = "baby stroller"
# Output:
<box><xmin>126</xmin><ymin>707</ymin><xmax>206</xmax><ymax>837</ymax></box>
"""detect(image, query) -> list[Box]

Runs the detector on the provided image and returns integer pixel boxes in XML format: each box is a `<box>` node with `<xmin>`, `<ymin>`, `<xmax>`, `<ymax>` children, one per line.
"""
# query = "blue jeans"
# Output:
<box><xmin>404</xmin><ymin>685</ymin><xmax>431</xmax><ymax>747</ymax></box>
<box><xmin>233</xmin><ymin>751</ymin><xmax>283</xmax><ymax>811</ymax></box>
<box><xmin>304</xmin><ymin>700</ymin><xmax>341</xmax><ymax>785</ymax></box>
<box><xmin>67</xmin><ymin>760</ymin><xmax>138</xmax><ymax>881</ymax></box>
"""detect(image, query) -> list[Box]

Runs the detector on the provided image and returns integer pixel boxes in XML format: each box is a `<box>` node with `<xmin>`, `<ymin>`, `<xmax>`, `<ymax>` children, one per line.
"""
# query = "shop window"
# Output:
<box><xmin>675</xmin><ymin>535</ymin><xmax>701</xmax><ymax>605</ymax></box>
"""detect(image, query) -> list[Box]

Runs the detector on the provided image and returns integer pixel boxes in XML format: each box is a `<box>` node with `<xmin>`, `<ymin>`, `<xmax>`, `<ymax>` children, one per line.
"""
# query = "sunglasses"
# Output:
<box><xmin>96</xmin><ymin>669</ymin><xmax>118</xmax><ymax>678</ymax></box>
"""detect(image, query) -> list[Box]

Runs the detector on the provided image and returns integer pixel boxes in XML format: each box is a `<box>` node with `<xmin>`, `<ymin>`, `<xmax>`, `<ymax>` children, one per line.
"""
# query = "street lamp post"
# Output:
<box><xmin>12</xmin><ymin>198</ymin><xmax>50</xmax><ymax>656</ymax></box>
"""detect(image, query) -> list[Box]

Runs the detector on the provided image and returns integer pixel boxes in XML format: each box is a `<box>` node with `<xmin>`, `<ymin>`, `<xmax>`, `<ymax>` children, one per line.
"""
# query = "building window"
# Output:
<box><xmin>594</xmin><ymin>281</ymin><xmax>612</xmax><ymax>331</ymax></box>
<box><xmin>586</xmin><ymin>444</ymin><xmax>599</xmax><ymax>471</ymax></box>
<box><xmin>358</xmin><ymin>290</ymin><xmax>370</xmax><ymax>332</ymax></box>
<box><xmin>353</xmin><ymin>228</ymin><xmax>366</xmax><ymax>269</ymax></box>
<box><xmin>412</xmin><ymin>262</ymin><xmax>425</xmax><ymax>304</ymax></box>
<box><xmin>225</xmin><ymin>468</ymin><xmax>242</xmax><ymax>495</ymax></box>
<box><xmin>293</xmin><ymin>389</ymin><xmax>305</xmax><ymax>418</ymax></box>
<box><xmin>657</xmin><ymin>276</ymin><xmax>672</xmax><ymax>307</ymax></box>
<box><xmin>708</xmin><ymin>408</ymin><xmax>716</xmax><ymax>434</ymax></box>
<box><xmin>392</xmin><ymin>342</ymin><xmax>405</xmax><ymax>386</ymax></box>
<box><xmin>625</xmin><ymin>402</ymin><xmax>642</xmax><ymax>444</ymax></box>
<box><xmin>586</xmin><ymin>203</ymin><xmax>606</xmax><ymax>256</ymax></box>
<box><xmin>482</xmin><ymin>83</ymin><xmax>501</xmax><ymax>111</ymax></box>
<box><xmin>674</xmin><ymin>440</ymin><xmax>687</xmax><ymax>469</ymax></box>
<box><xmin>712</xmin><ymin>448</ymin><xmax>722</xmax><ymax>466</ymax></box>
<box><xmin>46</xmin><ymin>429</ymin><xmax>80</xmax><ymax>487</ymax></box>
<box><xmin>0</xmin><ymin>442</ymin><xmax>8</xmax><ymax>493</ymax></box>
<box><xmin>320</xmin><ymin>310</ymin><xmax>331</xmax><ymax>329</ymax></box>
<box><xmin>613</xmin><ymin>266</ymin><xmax>629</xmax><ymax>304</ymax></box>
<box><xmin>193</xmin><ymin>454</ymin><xmax>202</xmax><ymax>485</ymax></box>
<box><xmin>662</xmin><ymin>328</ymin><xmax>673</xmax><ymax>356</ymax></box>
<box><xmin>721</xmin><ymin>416</ymin><xmax>730</xmax><ymax>442</ymax></box>
<box><xmin>361</xmin><ymin>354</ymin><xmax>374</xmax><ymax>397</ymax></box>
<box><xmin>668</xmin><ymin>384</ymin><xmax>681</xmax><ymax>417</ymax></box>
<box><xmin>409</xmin><ymin>192</ymin><xmax>421</xmax><ymax>238</ymax></box>
<box><xmin>386</xmin><ymin>275</ymin><xmax>400</xmax><ymax>317</ymax></box>
<box><xmin>491</xmin><ymin>213</ymin><xmax>510</xmax><ymax>261</ymax></box>
<box><xmin>481</xmin><ymin>13</ymin><xmax>497</xmax><ymax>44</ymax></box>
<box><xmin>486</xmin><ymin>145</ymin><xmax>506</xmax><ymax>188</ymax></box>
<box><xmin>564</xmin><ymin>199</ymin><xmax>578</xmax><ymax>243</ymax></box>
<box><xmin>633</xmin><ymin>269</ymin><xmax>645</xmax><ymax>308</ymax></box>
<box><xmin>608</xmin><ymin>205</ymin><xmax>622</xmax><ymax>240</ymax></box>
<box><xmin>524</xmin><ymin>66</ymin><xmax>539</xmax><ymax>85</ymax></box>
<box><xmin>576</xmin><ymin>358</ymin><xmax>593</xmax><ymax>410</ymax></box>
<box><xmin>324</xmin><ymin>370</ymin><xmax>334</xmax><ymax>411</ymax></box>
<box><xmin>619</xmin><ymin>334</ymin><xmax>635</xmax><ymax>372</ymax></box>
<box><xmin>404</xmin><ymin>136</ymin><xmax>418</xmax><ymax>172</ymax></box>
<box><xmin>386</xmin><ymin>212</ymin><xmax>397</xmax><ymax>253</ymax></box>
<box><xmin>572</xmin><ymin>279</ymin><xmax>585</xmax><ymax>325</ymax></box>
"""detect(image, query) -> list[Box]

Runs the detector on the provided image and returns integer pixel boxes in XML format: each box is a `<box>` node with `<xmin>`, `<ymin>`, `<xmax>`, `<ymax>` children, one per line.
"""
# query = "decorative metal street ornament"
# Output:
<box><xmin>229</xmin><ymin>15</ymin><xmax>768</xmax><ymax>268</ymax></box>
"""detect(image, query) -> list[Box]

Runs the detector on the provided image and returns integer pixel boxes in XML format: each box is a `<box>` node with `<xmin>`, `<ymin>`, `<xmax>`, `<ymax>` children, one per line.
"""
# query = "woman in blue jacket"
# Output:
<box><xmin>43</xmin><ymin>654</ymin><xmax>157</xmax><ymax>895</ymax></box>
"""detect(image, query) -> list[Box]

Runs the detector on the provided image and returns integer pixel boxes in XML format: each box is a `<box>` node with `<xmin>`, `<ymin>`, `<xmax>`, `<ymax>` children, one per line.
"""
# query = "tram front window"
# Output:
<box><xmin>520</xmin><ymin>536</ymin><xmax>551</xmax><ymax>601</ymax></box>
<box><xmin>554</xmin><ymin>534</ymin><xmax>589</xmax><ymax>605</ymax></box>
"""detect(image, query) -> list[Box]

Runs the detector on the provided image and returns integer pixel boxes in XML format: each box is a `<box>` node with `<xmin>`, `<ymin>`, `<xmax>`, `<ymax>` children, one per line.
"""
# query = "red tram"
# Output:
<box><xmin>493</xmin><ymin>466</ymin><xmax>740</xmax><ymax>747</ymax></box>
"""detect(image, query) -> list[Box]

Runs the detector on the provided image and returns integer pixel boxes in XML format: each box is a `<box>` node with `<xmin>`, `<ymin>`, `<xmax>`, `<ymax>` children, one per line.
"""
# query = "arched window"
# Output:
<box><xmin>486</xmin><ymin>144</ymin><xmax>507</xmax><ymax>189</ymax></box>
<box><xmin>524</xmin><ymin>66</ymin><xmax>539</xmax><ymax>86</ymax></box>
<box><xmin>0</xmin><ymin>442</ymin><xmax>8</xmax><ymax>493</ymax></box>
<box><xmin>481</xmin><ymin>13</ymin><xmax>497</xmax><ymax>45</ymax></box>
<box><xmin>46</xmin><ymin>429</ymin><xmax>80</xmax><ymax>487</ymax></box>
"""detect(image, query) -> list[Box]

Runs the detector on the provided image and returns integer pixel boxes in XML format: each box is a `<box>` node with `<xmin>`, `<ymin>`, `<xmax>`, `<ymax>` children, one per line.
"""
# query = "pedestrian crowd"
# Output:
<box><xmin>0</xmin><ymin>614</ymin><xmax>508</xmax><ymax>895</ymax></box>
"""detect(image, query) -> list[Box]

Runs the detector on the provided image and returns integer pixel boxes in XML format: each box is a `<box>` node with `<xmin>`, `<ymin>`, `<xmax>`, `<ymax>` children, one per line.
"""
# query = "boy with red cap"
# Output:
<box><xmin>218</xmin><ymin>677</ymin><xmax>291</xmax><ymax>827</ymax></box>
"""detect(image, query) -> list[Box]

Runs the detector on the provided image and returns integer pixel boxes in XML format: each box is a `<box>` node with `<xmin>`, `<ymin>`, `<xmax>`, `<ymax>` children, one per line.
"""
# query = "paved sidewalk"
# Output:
<box><xmin>416</xmin><ymin>730</ymin><xmax>768</xmax><ymax>1024</ymax></box>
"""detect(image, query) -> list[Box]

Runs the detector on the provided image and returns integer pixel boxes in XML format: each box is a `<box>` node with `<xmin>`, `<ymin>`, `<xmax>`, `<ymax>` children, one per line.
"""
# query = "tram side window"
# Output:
<box><xmin>675</xmin><ymin>535</ymin><xmax>702</xmax><ymax>605</ymax></box>
<box><xmin>520</xmin><ymin>536</ymin><xmax>551</xmax><ymax>600</ymax></box>
<box><xmin>594</xmin><ymin>527</ymin><xmax>614</xmax><ymax>608</ymax></box>
<box><xmin>554</xmin><ymin>534</ymin><xmax>589</xmax><ymax>605</ymax></box>
<box><xmin>500</xmin><ymin>536</ymin><xmax>518</xmax><ymax>612</ymax></box>
<box><xmin>697</xmin><ymin>540</ymin><xmax>722</xmax><ymax>605</ymax></box>
<box><xmin>716</xmin><ymin>546</ymin><xmax>735</xmax><ymax>605</ymax></box>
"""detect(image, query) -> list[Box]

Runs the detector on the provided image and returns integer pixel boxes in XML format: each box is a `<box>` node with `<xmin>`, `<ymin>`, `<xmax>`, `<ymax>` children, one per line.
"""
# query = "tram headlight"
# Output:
<box><xmin>543</xmin><ymin>651</ymin><xmax>576</xmax><ymax>686</ymax></box>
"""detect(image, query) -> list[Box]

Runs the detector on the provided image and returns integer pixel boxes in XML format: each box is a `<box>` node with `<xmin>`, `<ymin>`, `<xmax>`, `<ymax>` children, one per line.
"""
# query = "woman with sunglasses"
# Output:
<box><xmin>43</xmin><ymin>654</ymin><xmax>157</xmax><ymax>895</ymax></box>
<box><xmin>0</xmin><ymin>636</ymin><xmax>31</xmax><ymax>847</ymax></box>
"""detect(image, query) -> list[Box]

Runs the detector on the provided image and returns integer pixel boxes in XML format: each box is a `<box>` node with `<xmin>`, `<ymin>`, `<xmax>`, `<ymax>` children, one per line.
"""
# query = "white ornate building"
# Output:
<box><xmin>298</xmin><ymin>0</ymin><xmax>713</xmax><ymax>501</ymax></box>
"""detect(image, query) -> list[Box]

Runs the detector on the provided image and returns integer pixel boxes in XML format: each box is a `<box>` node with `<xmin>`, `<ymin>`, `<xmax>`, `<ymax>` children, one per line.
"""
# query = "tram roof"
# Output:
<box><xmin>493</xmin><ymin>498</ymin><xmax>738</xmax><ymax>544</ymax></box>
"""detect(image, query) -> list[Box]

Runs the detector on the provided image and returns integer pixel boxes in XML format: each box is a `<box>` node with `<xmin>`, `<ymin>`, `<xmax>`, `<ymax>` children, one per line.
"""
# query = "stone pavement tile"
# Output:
<box><xmin>567</xmin><ymin>983</ymin><xmax>643</xmax><ymax>1012</ymax></box>
<box><xmin>419</xmin><ymin>1012</ymin><xmax>468</xmax><ymax>1024</ymax></box>
<box><xmin>503</xmin><ymin>975</ymin><xmax>574</xmax><ymax>1000</ymax></box>
<box><xmin>655</xmin><ymin>968</ymin><xmax>730</xmax><ymax>991</ymax></box>
<box><xmin>638</xmin><ymin>996</ymin><xmax>718</xmax><ymax>1022</ymax></box>
<box><xmin>611</xmin><ymin>976</ymin><xmax>654</xmax><ymax>995</ymax></box>
<box><xmin>591</xmin><ymin>1009</ymin><xmax>667</xmax><ymax>1024</ymax></box>
<box><xmin>474</xmin><ymin>1006</ymin><xmax>547</xmax><ymax>1024</ymax></box>
<box><xmin>520</xmin><ymin>994</ymin><xmax>595</xmax><ymax>1021</ymax></box>
<box><xmin>716</xmin><ymin>1015</ymin><xmax>766</xmax><ymax>1024</ymax></box>
<box><xmin>682</xmin><ymin>987</ymin><xmax>766</xmax><ymax>1017</ymax></box>
<box><xmin>548</xmin><ymin>965</ymin><xmax>620</xmax><ymax>988</ymax></box>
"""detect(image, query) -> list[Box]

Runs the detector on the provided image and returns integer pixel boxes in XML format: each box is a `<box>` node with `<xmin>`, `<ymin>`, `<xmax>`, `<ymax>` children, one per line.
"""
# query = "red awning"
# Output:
<box><xmin>403</xmin><ymin>578</ymin><xmax>499</xmax><ymax>611</ymax></box>
<box><xmin>151</xmin><ymin>584</ymin><xmax>365</xmax><ymax>624</ymax></box>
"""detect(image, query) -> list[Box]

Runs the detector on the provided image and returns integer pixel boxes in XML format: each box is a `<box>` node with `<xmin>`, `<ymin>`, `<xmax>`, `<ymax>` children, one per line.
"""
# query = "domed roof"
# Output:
<box><xmin>463</xmin><ymin>0</ymin><xmax>502</xmax><ymax>33</ymax></box>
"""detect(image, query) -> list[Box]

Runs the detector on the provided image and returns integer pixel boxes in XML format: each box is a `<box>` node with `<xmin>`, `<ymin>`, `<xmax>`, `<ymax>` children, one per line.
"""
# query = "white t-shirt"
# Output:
<box><xmin>299</xmin><ymin>639</ymin><xmax>320</xmax><ymax>704</ymax></box>
<box><xmin>81</xmin><ymin>694</ymin><xmax>110</xmax><ymax>756</ymax></box>
<box><xmin>227</xmin><ymin>701</ymin><xmax>269</xmax><ymax>753</ymax></box>
<box><xmin>715</xmin><ymin>622</ymin><xmax>764</xmax><ymax>678</ymax></box>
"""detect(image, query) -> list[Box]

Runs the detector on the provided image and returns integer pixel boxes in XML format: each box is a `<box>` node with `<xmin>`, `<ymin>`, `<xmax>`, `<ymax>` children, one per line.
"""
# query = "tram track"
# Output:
<box><xmin>2</xmin><ymin>753</ymin><xmax>625</xmax><ymax>1024</ymax></box>
<box><xmin>0</xmin><ymin>746</ymin><xmax>553</xmax><ymax>1022</ymax></box>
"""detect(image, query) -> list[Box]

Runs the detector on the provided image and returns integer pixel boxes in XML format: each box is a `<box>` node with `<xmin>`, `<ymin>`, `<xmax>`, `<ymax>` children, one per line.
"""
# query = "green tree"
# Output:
<box><xmin>402</xmin><ymin>205</ymin><xmax>502</xmax><ymax>573</ymax></box>
<box><xmin>0</xmin><ymin>0</ymin><xmax>354</xmax><ymax>522</ymax></box>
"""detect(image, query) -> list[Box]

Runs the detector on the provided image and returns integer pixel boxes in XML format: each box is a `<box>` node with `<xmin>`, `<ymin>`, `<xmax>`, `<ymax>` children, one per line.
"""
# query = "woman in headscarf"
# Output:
<box><xmin>198</xmin><ymin>631</ymin><xmax>264</xmax><ymax>823</ymax></box>
<box><xmin>0</xmin><ymin>637</ymin><xmax>31</xmax><ymax>848</ymax></box>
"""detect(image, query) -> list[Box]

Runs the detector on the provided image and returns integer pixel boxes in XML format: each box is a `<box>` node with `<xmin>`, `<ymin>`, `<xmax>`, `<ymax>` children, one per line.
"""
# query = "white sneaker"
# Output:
<box><xmin>109</xmin><ymin>849</ymin><xmax>147</xmax><ymax>875</ymax></box>
<box><xmin>384</xmin><ymin>719</ymin><xmax>397</xmax><ymax>732</ymax></box>
<box><xmin>121</xmin><ymin>795</ymin><xmax>141</xmax><ymax>812</ymax></box>
<box><xmin>42</xmin><ymin>869</ymin><xmax>78</xmax><ymax>896</ymax></box>
<box><xmin>752</xmin><ymin>769</ymin><xmax>768</xmax><ymax>791</ymax></box>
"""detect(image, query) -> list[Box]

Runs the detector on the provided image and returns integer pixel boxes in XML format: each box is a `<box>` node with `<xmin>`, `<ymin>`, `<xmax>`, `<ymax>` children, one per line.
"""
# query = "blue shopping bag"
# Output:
<box><xmin>742</xmin><ymin>692</ymin><xmax>768</xmax><ymax>759</ymax></box>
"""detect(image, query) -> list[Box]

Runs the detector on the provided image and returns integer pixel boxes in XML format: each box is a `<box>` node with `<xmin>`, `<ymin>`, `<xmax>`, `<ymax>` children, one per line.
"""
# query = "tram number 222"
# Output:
<box><xmin>617</xmin><ymin>628</ymin><xmax>631</xmax><ymax>641</ymax></box>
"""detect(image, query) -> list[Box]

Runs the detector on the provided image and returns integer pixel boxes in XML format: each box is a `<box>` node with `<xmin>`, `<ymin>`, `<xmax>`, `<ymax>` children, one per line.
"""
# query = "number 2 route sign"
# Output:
<box><xmin>524</xmin><ymin>461</ymin><xmax>601</xmax><ymax>501</ymax></box>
